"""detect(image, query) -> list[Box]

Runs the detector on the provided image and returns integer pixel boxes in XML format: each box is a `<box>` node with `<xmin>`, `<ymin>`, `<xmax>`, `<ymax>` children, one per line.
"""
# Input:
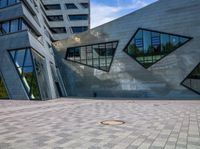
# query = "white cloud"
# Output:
<box><xmin>90</xmin><ymin>0</ymin><xmax>157</xmax><ymax>28</ymax></box>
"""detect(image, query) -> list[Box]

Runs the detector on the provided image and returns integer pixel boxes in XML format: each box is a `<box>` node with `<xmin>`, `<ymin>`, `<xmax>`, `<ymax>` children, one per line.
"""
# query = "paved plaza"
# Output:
<box><xmin>0</xmin><ymin>99</ymin><xmax>200</xmax><ymax>149</ymax></box>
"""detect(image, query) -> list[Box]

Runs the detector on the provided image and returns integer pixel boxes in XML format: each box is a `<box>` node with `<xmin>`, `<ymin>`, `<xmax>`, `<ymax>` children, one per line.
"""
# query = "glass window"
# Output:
<box><xmin>124</xmin><ymin>28</ymin><xmax>192</xmax><ymax>68</ymax></box>
<box><xmin>47</xmin><ymin>15</ymin><xmax>63</xmax><ymax>21</ymax></box>
<box><xmin>143</xmin><ymin>30</ymin><xmax>151</xmax><ymax>54</ymax></box>
<box><xmin>65</xmin><ymin>41</ymin><xmax>118</xmax><ymax>72</ymax></box>
<box><xmin>80</xmin><ymin>47</ymin><xmax>86</xmax><ymax>64</ymax></box>
<box><xmin>9</xmin><ymin>48</ymin><xmax>50</xmax><ymax>100</ymax></box>
<box><xmin>8</xmin><ymin>0</ymin><xmax>16</xmax><ymax>5</ymax></box>
<box><xmin>66</xmin><ymin>3</ymin><xmax>77</xmax><ymax>9</ymax></box>
<box><xmin>92</xmin><ymin>45</ymin><xmax>99</xmax><ymax>68</ymax></box>
<box><xmin>71</xmin><ymin>26</ymin><xmax>88</xmax><ymax>34</ymax></box>
<box><xmin>170</xmin><ymin>35</ymin><xmax>179</xmax><ymax>48</ymax></box>
<box><xmin>0</xmin><ymin>18</ymin><xmax>39</xmax><ymax>36</ymax></box>
<box><xmin>67</xmin><ymin>48</ymin><xmax>75</xmax><ymax>60</ymax></box>
<box><xmin>106</xmin><ymin>43</ymin><xmax>115</xmax><ymax>56</ymax></box>
<box><xmin>21</xmin><ymin>20</ymin><xmax>27</xmax><ymax>30</ymax></box>
<box><xmin>10</xmin><ymin>19</ymin><xmax>19</xmax><ymax>32</ymax></box>
<box><xmin>50</xmin><ymin>27</ymin><xmax>66</xmax><ymax>34</ymax></box>
<box><xmin>161</xmin><ymin>34</ymin><xmax>170</xmax><ymax>52</ymax></box>
<box><xmin>0</xmin><ymin>0</ymin><xmax>8</xmax><ymax>8</ymax></box>
<box><xmin>0</xmin><ymin>0</ymin><xmax>17</xmax><ymax>8</ymax></box>
<box><xmin>23</xmin><ymin>50</ymin><xmax>32</xmax><ymax>67</ymax></box>
<box><xmin>182</xmin><ymin>63</ymin><xmax>200</xmax><ymax>95</ymax></box>
<box><xmin>32</xmin><ymin>51</ymin><xmax>49</xmax><ymax>100</ymax></box>
<box><xmin>14</xmin><ymin>50</ymin><xmax>26</xmax><ymax>67</ymax></box>
<box><xmin>80</xmin><ymin>3</ymin><xmax>89</xmax><ymax>8</ymax></box>
<box><xmin>0</xmin><ymin>73</ymin><xmax>8</xmax><ymax>99</ymax></box>
<box><xmin>2</xmin><ymin>22</ymin><xmax>9</xmax><ymax>33</ymax></box>
<box><xmin>68</xmin><ymin>14</ymin><xmax>88</xmax><ymax>21</ymax></box>
<box><xmin>44</xmin><ymin>4</ymin><xmax>61</xmax><ymax>10</ymax></box>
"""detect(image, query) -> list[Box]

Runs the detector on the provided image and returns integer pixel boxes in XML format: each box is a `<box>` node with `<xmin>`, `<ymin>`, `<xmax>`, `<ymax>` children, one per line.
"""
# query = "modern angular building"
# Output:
<box><xmin>0</xmin><ymin>0</ymin><xmax>199</xmax><ymax>100</ymax></box>
<box><xmin>0</xmin><ymin>0</ymin><xmax>89</xmax><ymax>100</ymax></box>
<box><xmin>54</xmin><ymin>0</ymin><xmax>200</xmax><ymax>99</ymax></box>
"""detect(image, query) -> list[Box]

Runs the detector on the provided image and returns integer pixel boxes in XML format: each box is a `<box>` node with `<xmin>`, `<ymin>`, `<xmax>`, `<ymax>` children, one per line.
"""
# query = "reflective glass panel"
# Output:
<box><xmin>9</xmin><ymin>48</ymin><xmax>41</xmax><ymax>100</ymax></box>
<box><xmin>0</xmin><ymin>0</ymin><xmax>7</xmax><ymax>8</ymax></box>
<box><xmin>2</xmin><ymin>22</ymin><xmax>9</xmax><ymax>33</ymax></box>
<box><xmin>8</xmin><ymin>0</ymin><xmax>16</xmax><ymax>5</ymax></box>
<box><xmin>0</xmin><ymin>73</ymin><xmax>8</xmax><ymax>98</ymax></box>
<box><xmin>124</xmin><ymin>28</ymin><xmax>192</xmax><ymax>68</ymax></box>
<box><xmin>65</xmin><ymin>41</ymin><xmax>118</xmax><ymax>72</ymax></box>
<box><xmin>182</xmin><ymin>63</ymin><xmax>200</xmax><ymax>95</ymax></box>
<box><xmin>10</xmin><ymin>19</ymin><xmax>19</xmax><ymax>32</ymax></box>
<box><xmin>14</xmin><ymin>50</ymin><xmax>26</xmax><ymax>67</ymax></box>
<box><xmin>65</xmin><ymin>3</ymin><xmax>77</xmax><ymax>9</ymax></box>
<box><xmin>32</xmin><ymin>51</ymin><xmax>49</xmax><ymax>100</ymax></box>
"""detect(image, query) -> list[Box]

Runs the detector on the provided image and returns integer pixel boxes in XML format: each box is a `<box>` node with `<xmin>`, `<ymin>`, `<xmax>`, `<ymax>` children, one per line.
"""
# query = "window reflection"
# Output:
<box><xmin>0</xmin><ymin>0</ymin><xmax>17</xmax><ymax>9</ymax></box>
<box><xmin>10</xmin><ymin>19</ymin><xmax>19</xmax><ymax>32</ymax></box>
<box><xmin>9</xmin><ymin>49</ymin><xmax>40</xmax><ymax>99</ymax></box>
<box><xmin>65</xmin><ymin>41</ymin><xmax>118</xmax><ymax>72</ymax></box>
<box><xmin>182</xmin><ymin>63</ymin><xmax>200</xmax><ymax>95</ymax></box>
<box><xmin>0</xmin><ymin>18</ymin><xmax>39</xmax><ymax>38</ymax></box>
<box><xmin>0</xmin><ymin>73</ymin><xmax>8</xmax><ymax>98</ymax></box>
<box><xmin>124</xmin><ymin>28</ymin><xmax>192</xmax><ymax>68</ymax></box>
<box><xmin>32</xmin><ymin>51</ymin><xmax>49</xmax><ymax>100</ymax></box>
<box><xmin>71</xmin><ymin>26</ymin><xmax>88</xmax><ymax>34</ymax></box>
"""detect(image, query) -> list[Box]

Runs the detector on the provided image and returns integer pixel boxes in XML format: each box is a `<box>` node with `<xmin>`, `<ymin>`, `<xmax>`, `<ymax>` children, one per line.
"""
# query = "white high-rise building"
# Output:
<box><xmin>42</xmin><ymin>0</ymin><xmax>90</xmax><ymax>40</ymax></box>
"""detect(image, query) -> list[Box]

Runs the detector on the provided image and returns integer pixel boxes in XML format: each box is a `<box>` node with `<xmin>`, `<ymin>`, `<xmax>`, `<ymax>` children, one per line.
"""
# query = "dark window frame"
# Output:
<box><xmin>44</xmin><ymin>4</ymin><xmax>61</xmax><ymax>10</ymax></box>
<box><xmin>80</xmin><ymin>3</ymin><xmax>89</xmax><ymax>9</ymax></box>
<box><xmin>123</xmin><ymin>28</ymin><xmax>193</xmax><ymax>69</ymax></box>
<box><xmin>68</xmin><ymin>14</ymin><xmax>88</xmax><ymax>21</ymax></box>
<box><xmin>50</xmin><ymin>27</ymin><xmax>66</xmax><ymax>34</ymax></box>
<box><xmin>65</xmin><ymin>3</ymin><xmax>77</xmax><ymax>9</ymax></box>
<box><xmin>71</xmin><ymin>26</ymin><xmax>88</xmax><ymax>34</ymax></box>
<box><xmin>47</xmin><ymin>15</ymin><xmax>64</xmax><ymax>21</ymax></box>
<box><xmin>65</xmin><ymin>41</ymin><xmax>119</xmax><ymax>72</ymax></box>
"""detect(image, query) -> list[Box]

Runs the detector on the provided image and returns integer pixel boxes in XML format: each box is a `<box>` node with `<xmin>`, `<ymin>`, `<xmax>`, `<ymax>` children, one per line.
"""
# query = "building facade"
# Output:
<box><xmin>54</xmin><ymin>0</ymin><xmax>200</xmax><ymax>99</ymax></box>
<box><xmin>0</xmin><ymin>0</ymin><xmax>90</xmax><ymax>100</ymax></box>
<box><xmin>1</xmin><ymin>0</ymin><xmax>200</xmax><ymax>100</ymax></box>
<box><xmin>42</xmin><ymin>0</ymin><xmax>90</xmax><ymax>40</ymax></box>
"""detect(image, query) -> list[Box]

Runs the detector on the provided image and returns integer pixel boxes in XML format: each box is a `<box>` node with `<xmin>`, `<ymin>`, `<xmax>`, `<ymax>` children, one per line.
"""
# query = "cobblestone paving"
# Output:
<box><xmin>0</xmin><ymin>99</ymin><xmax>200</xmax><ymax>149</ymax></box>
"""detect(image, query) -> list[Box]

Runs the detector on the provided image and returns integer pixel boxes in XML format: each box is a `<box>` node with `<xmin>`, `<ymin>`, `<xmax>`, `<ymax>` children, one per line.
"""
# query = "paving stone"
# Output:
<box><xmin>0</xmin><ymin>99</ymin><xmax>199</xmax><ymax>149</ymax></box>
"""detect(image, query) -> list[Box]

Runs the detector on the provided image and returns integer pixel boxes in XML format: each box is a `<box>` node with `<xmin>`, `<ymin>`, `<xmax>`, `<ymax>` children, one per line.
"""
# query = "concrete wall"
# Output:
<box><xmin>54</xmin><ymin>0</ymin><xmax>200</xmax><ymax>99</ymax></box>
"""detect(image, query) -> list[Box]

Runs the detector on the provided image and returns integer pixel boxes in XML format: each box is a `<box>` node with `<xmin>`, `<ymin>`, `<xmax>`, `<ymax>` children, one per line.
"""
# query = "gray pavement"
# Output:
<box><xmin>0</xmin><ymin>99</ymin><xmax>200</xmax><ymax>149</ymax></box>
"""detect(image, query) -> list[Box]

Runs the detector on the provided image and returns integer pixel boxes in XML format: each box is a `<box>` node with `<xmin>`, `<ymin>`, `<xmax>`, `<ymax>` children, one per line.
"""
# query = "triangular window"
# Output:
<box><xmin>124</xmin><ymin>28</ymin><xmax>192</xmax><ymax>68</ymax></box>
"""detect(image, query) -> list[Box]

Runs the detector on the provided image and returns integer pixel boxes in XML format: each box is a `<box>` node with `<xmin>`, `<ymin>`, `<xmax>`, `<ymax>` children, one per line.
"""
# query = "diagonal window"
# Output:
<box><xmin>124</xmin><ymin>28</ymin><xmax>192</xmax><ymax>68</ymax></box>
<box><xmin>32</xmin><ymin>50</ymin><xmax>49</xmax><ymax>100</ymax></box>
<box><xmin>9</xmin><ymin>48</ymin><xmax>49</xmax><ymax>100</ymax></box>
<box><xmin>181</xmin><ymin>63</ymin><xmax>200</xmax><ymax>95</ymax></box>
<box><xmin>0</xmin><ymin>72</ymin><xmax>8</xmax><ymax>99</ymax></box>
<box><xmin>9</xmin><ymin>49</ymin><xmax>40</xmax><ymax>99</ymax></box>
<box><xmin>65</xmin><ymin>41</ymin><xmax>118</xmax><ymax>72</ymax></box>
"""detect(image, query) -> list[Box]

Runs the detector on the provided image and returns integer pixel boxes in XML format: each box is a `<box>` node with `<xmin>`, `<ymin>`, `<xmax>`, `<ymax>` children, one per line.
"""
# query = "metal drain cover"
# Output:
<box><xmin>100</xmin><ymin>120</ymin><xmax>125</xmax><ymax>125</ymax></box>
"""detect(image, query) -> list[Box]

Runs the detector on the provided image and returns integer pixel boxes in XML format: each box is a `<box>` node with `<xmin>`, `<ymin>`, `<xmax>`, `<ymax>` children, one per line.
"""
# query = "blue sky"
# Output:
<box><xmin>90</xmin><ymin>0</ymin><xmax>157</xmax><ymax>28</ymax></box>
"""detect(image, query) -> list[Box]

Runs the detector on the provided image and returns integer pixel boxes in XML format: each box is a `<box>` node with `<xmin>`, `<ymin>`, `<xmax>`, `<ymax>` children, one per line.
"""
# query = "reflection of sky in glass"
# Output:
<box><xmin>15</xmin><ymin>50</ymin><xmax>25</xmax><ymax>67</ymax></box>
<box><xmin>23</xmin><ymin>67</ymin><xmax>33</xmax><ymax>73</ymax></box>
<box><xmin>24</xmin><ymin>50</ymin><xmax>32</xmax><ymax>67</ymax></box>
<box><xmin>143</xmin><ymin>31</ymin><xmax>151</xmax><ymax>53</ymax></box>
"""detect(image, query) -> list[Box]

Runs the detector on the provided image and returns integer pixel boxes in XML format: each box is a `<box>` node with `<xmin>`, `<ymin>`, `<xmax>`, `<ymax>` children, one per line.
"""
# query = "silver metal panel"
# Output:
<box><xmin>54</xmin><ymin>0</ymin><xmax>200</xmax><ymax>99</ymax></box>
